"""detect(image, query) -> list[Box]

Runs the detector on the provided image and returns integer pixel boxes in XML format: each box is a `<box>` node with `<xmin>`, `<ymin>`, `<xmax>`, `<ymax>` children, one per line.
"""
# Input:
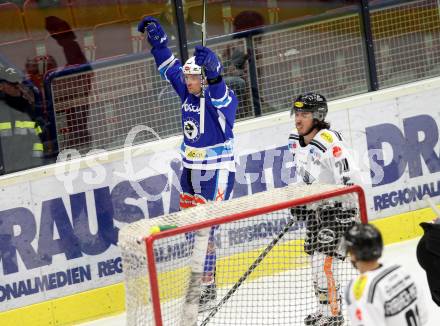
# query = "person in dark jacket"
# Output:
<box><xmin>417</xmin><ymin>218</ymin><xmax>440</xmax><ymax>306</ymax></box>
<box><xmin>0</xmin><ymin>64</ymin><xmax>45</xmax><ymax>174</ymax></box>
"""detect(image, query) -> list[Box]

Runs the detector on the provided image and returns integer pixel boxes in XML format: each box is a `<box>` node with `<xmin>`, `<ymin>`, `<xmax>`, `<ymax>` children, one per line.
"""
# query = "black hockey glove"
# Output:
<box><xmin>290</xmin><ymin>205</ymin><xmax>315</xmax><ymax>222</ymax></box>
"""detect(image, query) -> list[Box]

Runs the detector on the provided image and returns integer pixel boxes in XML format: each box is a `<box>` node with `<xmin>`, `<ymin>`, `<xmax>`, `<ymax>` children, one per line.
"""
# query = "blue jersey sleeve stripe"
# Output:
<box><xmin>182</xmin><ymin>156</ymin><xmax>234</xmax><ymax>165</ymax></box>
<box><xmin>158</xmin><ymin>56</ymin><xmax>176</xmax><ymax>79</ymax></box>
<box><xmin>162</xmin><ymin>58</ymin><xmax>178</xmax><ymax>81</ymax></box>
<box><xmin>158</xmin><ymin>54</ymin><xmax>175</xmax><ymax>71</ymax></box>
<box><xmin>212</xmin><ymin>95</ymin><xmax>232</xmax><ymax>108</ymax></box>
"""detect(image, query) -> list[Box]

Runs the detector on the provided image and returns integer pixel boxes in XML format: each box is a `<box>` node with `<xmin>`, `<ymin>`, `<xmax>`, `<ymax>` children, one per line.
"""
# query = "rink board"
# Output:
<box><xmin>1</xmin><ymin>75</ymin><xmax>440</xmax><ymax>324</ymax></box>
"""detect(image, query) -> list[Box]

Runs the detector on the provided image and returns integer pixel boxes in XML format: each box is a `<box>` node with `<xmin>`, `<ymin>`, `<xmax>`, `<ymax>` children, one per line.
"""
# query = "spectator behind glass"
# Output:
<box><xmin>227</xmin><ymin>10</ymin><xmax>265</xmax><ymax>73</ymax></box>
<box><xmin>25</xmin><ymin>55</ymin><xmax>57</xmax><ymax>91</ymax></box>
<box><xmin>44</xmin><ymin>16</ymin><xmax>91</xmax><ymax>151</ymax></box>
<box><xmin>45</xmin><ymin>15</ymin><xmax>87</xmax><ymax>67</ymax></box>
<box><xmin>233</xmin><ymin>10</ymin><xmax>265</xmax><ymax>33</ymax></box>
<box><xmin>0</xmin><ymin>64</ymin><xmax>45</xmax><ymax>174</ymax></box>
<box><xmin>222</xmin><ymin>10</ymin><xmax>265</xmax><ymax>117</ymax></box>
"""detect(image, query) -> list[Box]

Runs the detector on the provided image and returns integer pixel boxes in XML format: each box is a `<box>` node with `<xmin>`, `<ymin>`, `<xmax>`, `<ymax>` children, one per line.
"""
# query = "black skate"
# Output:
<box><xmin>198</xmin><ymin>283</ymin><xmax>217</xmax><ymax>312</ymax></box>
<box><xmin>304</xmin><ymin>312</ymin><xmax>322</xmax><ymax>325</ymax></box>
<box><xmin>315</xmin><ymin>315</ymin><xmax>344</xmax><ymax>326</ymax></box>
<box><xmin>305</xmin><ymin>313</ymin><xmax>344</xmax><ymax>326</ymax></box>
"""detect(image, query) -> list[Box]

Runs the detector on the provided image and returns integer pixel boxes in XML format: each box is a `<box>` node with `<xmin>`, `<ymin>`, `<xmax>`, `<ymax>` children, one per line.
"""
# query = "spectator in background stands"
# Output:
<box><xmin>25</xmin><ymin>55</ymin><xmax>57</xmax><ymax>91</ymax></box>
<box><xmin>417</xmin><ymin>216</ymin><xmax>440</xmax><ymax>307</ymax></box>
<box><xmin>45</xmin><ymin>16</ymin><xmax>88</xmax><ymax>67</ymax></box>
<box><xmin>0</xmin><ymin>63</ymin><xmax>45</xmax><ymax>174</ymax></box>
<box><xmin>223</xmin><ymin>10</ymin><xmax>265</xmax><ymax>117</ymax></box>
<box><xmin>44</xmin><ymin>16</ymin><xmax>91</xmax><ymax>151</ymax></box>
<box><xmin>233</xmin><ymin>10</ymin><xmax>265</xmax><ymax>34</ymax></box>
<box><xmin>149</xmin><ymin>0</ymin><xmax>200</xmax><ymax>134</ymax></box>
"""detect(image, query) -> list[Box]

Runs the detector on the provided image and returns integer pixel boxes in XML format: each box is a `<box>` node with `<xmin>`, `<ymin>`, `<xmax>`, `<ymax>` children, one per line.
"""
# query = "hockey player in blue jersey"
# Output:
<box><xmin>138</xmin><ymin>16</ymin><xmax>237</xmax><ymax>311</ymax></box>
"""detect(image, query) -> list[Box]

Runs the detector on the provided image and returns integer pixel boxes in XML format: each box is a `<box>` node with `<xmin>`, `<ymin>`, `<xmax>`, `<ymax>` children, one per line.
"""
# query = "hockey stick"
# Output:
<box><xmin>199</xmin><ymin>0</ymin><xmax>207</xmax><ymax>134</ymax></box>
<box><xmin>180</xmin><ymin>8</ymin><xmax>209</xmax><ymax>322</ymax></box>
<box><xmin>423</xmin><ymin>195</ymin><xmax>440</xmax><ymax>218</ymax></box>
<box><xmin>199</xmin><ymin>216</ymin><xmax>297</xmax><ymax>326</ymax></box>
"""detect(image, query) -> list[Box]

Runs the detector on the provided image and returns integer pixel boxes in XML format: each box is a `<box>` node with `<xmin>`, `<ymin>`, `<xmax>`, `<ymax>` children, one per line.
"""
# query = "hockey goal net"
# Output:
<box><xmin>118</xmin><ymin>183</ymin><xmax>367</xmax><ymax>326</ymax></box>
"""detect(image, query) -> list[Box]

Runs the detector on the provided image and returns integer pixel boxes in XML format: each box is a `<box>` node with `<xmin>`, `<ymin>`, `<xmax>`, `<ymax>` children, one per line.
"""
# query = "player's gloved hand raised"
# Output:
<box><xmin>137</xmin><ymin>16</ymin><xmax>168</xmax><ymax>48</ymax></box>
<box><xmin>194</xmin><ymin>45</ymin><xmax>223</xmax><ymax>80</ymax></box>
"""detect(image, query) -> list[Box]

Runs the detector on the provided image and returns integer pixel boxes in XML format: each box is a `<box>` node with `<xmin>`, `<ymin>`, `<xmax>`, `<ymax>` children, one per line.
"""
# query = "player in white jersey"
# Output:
<box><xmin>344</xmin><ymin>223</ymin><xmax>428</xmax><ymax>326</ymax></box>
<box><xmin>288</xmin><ymin>92</ymin><xmax>361</xmax><ymax>186</ymax></box>
<box><xmin>288</xmin><ymin>92</ymin><xmax>362</xmax><ymax>325</ymax></box>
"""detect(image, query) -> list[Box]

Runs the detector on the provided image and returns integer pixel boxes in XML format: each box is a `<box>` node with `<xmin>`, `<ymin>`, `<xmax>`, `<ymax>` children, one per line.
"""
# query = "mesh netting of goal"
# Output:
<box><xmin>118</xmin><ymin>183</ymin><xmax>367</xmax><ymax>326</ymax></box>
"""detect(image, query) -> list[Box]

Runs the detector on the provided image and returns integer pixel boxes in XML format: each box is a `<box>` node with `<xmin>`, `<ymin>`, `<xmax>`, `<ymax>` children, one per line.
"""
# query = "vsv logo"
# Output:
<box><xmin>182</xmin><ymin>102</ymin><xmax>200</xmax><ymax>113</ymax></box>
<box><xmin>366</xmin><ymin>114</ymin><xmax>440</xmax><ymax>186</ymax></box>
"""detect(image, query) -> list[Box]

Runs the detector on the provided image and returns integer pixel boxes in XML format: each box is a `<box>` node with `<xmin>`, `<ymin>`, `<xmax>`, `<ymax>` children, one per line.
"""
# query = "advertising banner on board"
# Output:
<box><xmin>1</xmin><ymin>86</ymin><xmax>439</xmax><ymax>311</ymax></box>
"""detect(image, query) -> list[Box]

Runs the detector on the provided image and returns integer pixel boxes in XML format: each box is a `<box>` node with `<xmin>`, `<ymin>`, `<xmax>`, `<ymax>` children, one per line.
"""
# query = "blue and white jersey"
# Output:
<box><xmin>153</xmin><ymin>49</ymin><xmax>237</xmax><ymax>171</ymax></box>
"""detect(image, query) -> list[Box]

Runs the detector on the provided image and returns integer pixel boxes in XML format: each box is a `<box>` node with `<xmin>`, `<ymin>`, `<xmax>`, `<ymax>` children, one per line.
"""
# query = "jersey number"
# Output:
<box><xmin>405</xmin><ymin>305</ymin><xmax>420</xmax><ymax>326</ymax></box>
<box><xmin>335</xmin><ymin>158</ymin><xmax>349</xmax><ymax>174</ymax></box>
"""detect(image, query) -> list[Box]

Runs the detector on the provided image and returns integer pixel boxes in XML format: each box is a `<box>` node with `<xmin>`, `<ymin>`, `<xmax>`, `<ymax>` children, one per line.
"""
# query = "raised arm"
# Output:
<box><xmin>138</xmin><ymin>17</ymin><xmax>188</xmax><ymax>101</ymax></box>
<box><xmin>194</xmin><ymin>45</ymin><xmax>237</xmax><ymax>126</ymax></box>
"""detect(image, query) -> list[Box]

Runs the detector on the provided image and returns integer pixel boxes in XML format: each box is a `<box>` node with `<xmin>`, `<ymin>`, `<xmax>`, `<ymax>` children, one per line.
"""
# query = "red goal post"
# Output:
<box><xmin>118</xmin><ymin>183</ymin><xmax>367</xmax><ymax>326</ymax></box>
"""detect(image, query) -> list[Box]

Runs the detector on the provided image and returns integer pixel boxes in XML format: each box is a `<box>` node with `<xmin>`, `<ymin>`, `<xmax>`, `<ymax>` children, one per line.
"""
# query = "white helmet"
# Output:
<box><xmin>183</xmin><ymin>56</ymin><xmax>202</xmax><ymax>75</ymax></box>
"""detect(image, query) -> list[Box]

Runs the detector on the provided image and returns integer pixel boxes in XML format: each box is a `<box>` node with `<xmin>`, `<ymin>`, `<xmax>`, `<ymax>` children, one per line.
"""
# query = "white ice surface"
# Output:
<box><xmin>79</xmin><ymin>238</ymin><xmax>440</xmax><ymax>326</ymax></box>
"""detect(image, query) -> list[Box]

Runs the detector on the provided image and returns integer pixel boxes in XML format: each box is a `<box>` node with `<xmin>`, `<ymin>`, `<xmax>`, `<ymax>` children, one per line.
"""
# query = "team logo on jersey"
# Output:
<box><xmin>332</xmin><ymin>146</ymin><xmax>342</xmax><ymax>158</ymax></box>
<box><xmin>309</xmin><ymin>147</ymin><xmax>320</xmax><ymax>163</ymax></box>
<box><xmin>183</xmin><ymin>118</ymin><xmax>200</xmax><ymax>141</ymax></box>
<box><xmin>317</xmin><ymin>228</ymin><xmax>336</xmax><ymax>244</ymax></box>
<box><xmin>299</xmin><ymin>166</ymin><xmax>316</xmax><ymax>185</ymax></box>
<box><xmin>353</xmin><ymin>275</ymin><xmax>368</xmax><ymax>301</ymax></box>
<box><xmin>310</xmin><ymin>147</ymin><xmax>320</xmax><ymax>156</ymax></box>
<box><xmin>320</xmin><ymin>131</ymin><xmax>334</xmax><ymax>144</ymax></box>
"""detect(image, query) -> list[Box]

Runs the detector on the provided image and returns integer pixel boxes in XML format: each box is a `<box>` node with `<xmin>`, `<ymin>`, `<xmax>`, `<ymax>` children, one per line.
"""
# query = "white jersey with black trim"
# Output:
<box><xmin>288</xmin><ymin>129</ymin><xmax>362</xmax><ymax>185</ymax></box>
<box><xmin>345</xmin><ymin>264</ymin><xmax>429</xmax><ymax>326</ymax></box>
